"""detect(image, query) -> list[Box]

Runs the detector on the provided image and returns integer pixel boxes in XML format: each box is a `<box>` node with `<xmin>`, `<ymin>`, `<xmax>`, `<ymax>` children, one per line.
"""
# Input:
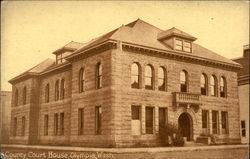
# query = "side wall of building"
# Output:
<box><xmin>110</xmin><ymin>47</ymin><xmax>240</xmax><ymax>147</ymax></box>
<box><xmin>38</xmin><ymin>67</ymin><xmax>72</xmax><ymax>145</ymax></box>
<box><xmin>1</xmin><ymin>91</ymin><xmax>12</xmax><ymax>144</ymax></box>
<box><xmin>10</xmin><ymin>78</ymin><xmax>39</xmax><ymax>144</ymax></box>
<box><xmin>238</xmin><ymin>84</ymin><xmax>249</xmax><ymax>143</ymax></box>
<box><xmin>69</xmin><ymin>50</ymin><xmax>115</xmax><ymax>147</ymax></box>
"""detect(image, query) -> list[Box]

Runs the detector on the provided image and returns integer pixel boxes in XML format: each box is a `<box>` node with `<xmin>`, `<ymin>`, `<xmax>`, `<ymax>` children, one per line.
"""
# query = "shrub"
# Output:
<box><xmin>158</xmin><ymin>122</ymin><xmax>185</xmax><ymax>147</ymax></box>
<box><xmin>208</xmin><ymin>134</ymin><xmax>217</xmax><ymax>144</ymax></box>
<box><xmin>172</xmin><ymin>133</ymin><xmax>185</xmax><ymax>146</ymax></box>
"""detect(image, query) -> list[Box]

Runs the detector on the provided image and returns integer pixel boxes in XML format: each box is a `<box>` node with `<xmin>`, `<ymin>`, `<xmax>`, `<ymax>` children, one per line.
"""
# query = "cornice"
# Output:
<box><xmin>10</xmin><ymin>39</ymin><xmax>241</xmax><ymax>85</ymax></box>
<box><xmin>238</xmin><ymin>75</ymin><xmax>250</xmax><ymax>85</ymax></box>
<box><xmin>66</xmin><ymin>40</ymin><xmax>117</xmax><ymax>62</ymax></box>
<box><xmin>40</xmin><ymin>62</ymin><xmax>71</xmax><ymax>75</ymax></box>
<box><xmin>121</xmin><ymin>41</ymin><xmax>241</xmax><ymax>71</ymax></box>
<box><xmin>9</xmin><ymin>62</ymin><xmax>71</xmax><ymax>84</ymax></box>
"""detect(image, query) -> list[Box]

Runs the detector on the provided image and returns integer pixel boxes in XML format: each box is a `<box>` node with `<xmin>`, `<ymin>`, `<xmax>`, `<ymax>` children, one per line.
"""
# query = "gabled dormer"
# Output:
<box><xmin>157</xmin><ymin>27</ymin><xmax>197</xmax><ymax>53</ymax></box>
<box><xmin>53</xmin><ymin>41</ymin><xmax>83</xmax><ymax>64</ymax></box>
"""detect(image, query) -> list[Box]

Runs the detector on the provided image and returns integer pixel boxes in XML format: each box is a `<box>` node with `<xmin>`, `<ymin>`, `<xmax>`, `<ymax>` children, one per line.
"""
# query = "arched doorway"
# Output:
<box><xmin>178</xmin><ymin>112</ymin><xmax>193</xmax><ymax>141</ymax></box>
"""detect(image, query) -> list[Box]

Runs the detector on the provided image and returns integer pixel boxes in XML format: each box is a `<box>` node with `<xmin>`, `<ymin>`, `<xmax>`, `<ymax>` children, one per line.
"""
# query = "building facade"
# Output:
<box><xmin>233</xmin><ymin>44</ymin><xmax>249</xmax><ymax>144</ymax></box>
<box><xmin>1</xmin><ymin>91</ymin><xmax>12</xmax><ymax>143</ymax></box>
<box><xmin>9</xmin><ymin>19</ymin><xmax>241</xmax><ymax>147</ymax></box>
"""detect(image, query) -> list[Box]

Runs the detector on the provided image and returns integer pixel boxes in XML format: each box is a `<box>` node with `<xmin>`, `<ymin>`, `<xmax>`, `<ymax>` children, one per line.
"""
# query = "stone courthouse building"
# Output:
<box><xmin>9</xmin><ymin>19</ymin><xmax>242</xmax><ymax>147</ymax></box>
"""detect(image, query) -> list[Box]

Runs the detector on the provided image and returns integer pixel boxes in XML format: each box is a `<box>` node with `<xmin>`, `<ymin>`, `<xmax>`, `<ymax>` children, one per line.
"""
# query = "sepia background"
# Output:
<box><xmin>1</xmin><ymin>1</ymin><xmax>249</xmax><ymax>91</ymax></box>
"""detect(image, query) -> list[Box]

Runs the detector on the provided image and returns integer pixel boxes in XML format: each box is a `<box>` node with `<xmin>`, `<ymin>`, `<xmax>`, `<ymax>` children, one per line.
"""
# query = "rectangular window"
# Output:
<box><xmin>44</xmin><ymin>114</ymin><xmax>49</xmax><ymax>136</ymax></box>
<box><xmin>56</xmin><ymin>54</ymin><xmax>63</xmax><ymax>64</ymax></box>
<box><xmin>146</xmin><ymin>107</ymin><xmax>154</xmax><ymax>134</ymax></box>
<box><xmin>131</xmin><ymin>105</ymin><xmax>141</xmax><ymax>135</ymax></box>
<box><xmin>13</xmin><ymin>117</ymin><xmax>17</xmax><ymax>136</ymax></box>
<box><xmin>212</xmin><ymin>111</ymin><xmax>218</xmax><ymax>134</ymax></box>
<box><xmin>241</xmin><ymin>120</ymin><xmax>246</xmax><ymax>137</ymax></box>
<box><xmin>60</xmin><ymin>112</ymin><xmax>64</xmax><ymax>135</ymax></box>
<box><xmin>78</xmin><ymin>108</ymin><xmax>84</xmax><ymax>135</ymax></box>
<box><xmin>21</xmin><ymin>116</ymin><xmax>25</xmax><ymax>136</ymax></box>
<box><xmin>183</xmin><ymin>41</ymin><xmax>191</xmax><ymax>52</ymax></box>
<box><xmin>221</xmin><ymin>111</ymin><xmax>228</xmax><ymax>134</ymax></box>
<box><xmin>95</xmin><ymin>106</ymin><xmax>102</xmax><ymax>135</ymax></box>
<box><xmin>159</xmin><ymin>108</ymin><xmax>167</xmax><ymax>132</ymax></box>
<box><xmin>202</xmin><ymin>110</ymin><xmax>209</xmax><ymax>135</ymax></box>
<box><xmin>54</xmin><ymin>113</ymin><xmax>58</xmax><ymax>135</ymax></box>
<box><xmin>175</xmin><ymin>39</ymin><xmax>183</xmax><ymax>51</ymax></box>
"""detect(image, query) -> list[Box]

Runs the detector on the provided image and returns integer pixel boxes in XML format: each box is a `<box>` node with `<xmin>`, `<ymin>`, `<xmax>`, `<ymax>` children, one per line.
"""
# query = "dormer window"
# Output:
<box><xmin>175</xmin><ymin>39</ymin><xmax>192</xmax><ymax>52</ymax></box>
<box><xmin>157</xmin><ymin>27</ymin><xmax>196</xmax><ymax>53</ymax></box>
<box><xmin>53</xmin><ymin>41</ymin><xmax>83</xmax><ymax>64</ymax></box>
<box><xmin>183</xmin><ymin>41</ymin><xmax>191</xmax><ymax>52</ymax></box>
<box><xmin>175</xmin><ymin>39</ymin><xmax>183</xmax><ymax>51</ymax></box>
<box><xmin>56</xmin><ymin>54</ymin><xmax>65</xmax><ymax>64</ymax></box>
<box><xmin>56</xmin><ymin>52</ymin><xmax>72</xmax><ymax>64</ymax></box>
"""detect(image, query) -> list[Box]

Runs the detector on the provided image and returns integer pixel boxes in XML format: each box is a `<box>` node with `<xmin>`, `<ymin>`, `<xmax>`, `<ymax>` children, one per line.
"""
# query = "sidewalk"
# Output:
<box><xmin>1</xmin><ymin>144</ymin><xmax>248</xmax><ymax>153</ymax></box>
<box><xmin>1</xmin><ymin>144</ymin><xmax>249</xmax><ymax>159</ymax></box>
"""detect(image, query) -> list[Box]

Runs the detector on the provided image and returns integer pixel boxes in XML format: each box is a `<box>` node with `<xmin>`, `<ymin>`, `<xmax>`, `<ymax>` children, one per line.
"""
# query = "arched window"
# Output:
<box><xmin>220</xmin><ymin>77</ymin><xmax>226</xmax><ymax>97</ymax></box>
<box><xmin>131</xmin><ymin>63</ymin><xmax>140</xmax><ymax>88</ymax></box>
<box><xmin>55</xmin><ymin>80</ymin><xmax>59</xmax><ymax>101</ymax></box>
<box><xmin>158</xmin><ymin>67</ymin><xmax>166</xmax><ymax>91</ymax></box>
<box><xmin>79</xmin><ymin>68</ymin><xmax>84</xmax><ymax>93</ymax></box>
<box><xmin>96</xmin><ymin>63</ymin><xmax>102</xmax><ymax>89</ymax></box>
<box><xmin>180</xmin><ymin>70</ymin><xmax>188</xmax><ymax>92</ymax></box>
<box><xmin>60</xmin><ymin>79</ymin><xmax>65</xmax><ymax>99</ymax></box>
<box><xmin>15</xmin><ymin>89</ymin><xmax>19</xmax><ymax>106</ymax></box>
<box><xmin>210</xmin><ymin>75</ymin><xmax>217</xmax><ymax>96</ymax></box>
<box><xmin>200</xmin><ymin>74</ymin><xmax>208</xmax><ymax>95</ymax></box>
<box><xmin>23</xmin><ymin>86</ymin><xmax>27</xmax><ymax>105</ymax></box>
<box><xmin>145</xmin><ymin>65</ymin><xmax>154</xmax><ymax>90</ymax></box>
<box><xmin>45</xmin><ymin>84</ymin><xmax>50</xmax><ymax>103</ymax></box>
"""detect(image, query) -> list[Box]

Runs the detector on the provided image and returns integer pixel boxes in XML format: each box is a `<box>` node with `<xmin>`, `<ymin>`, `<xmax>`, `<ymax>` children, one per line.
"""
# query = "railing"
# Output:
<box><xmin>172</xmin><ymin>92</ymin><xmax>202</xmax><ymax>106</ymax></box>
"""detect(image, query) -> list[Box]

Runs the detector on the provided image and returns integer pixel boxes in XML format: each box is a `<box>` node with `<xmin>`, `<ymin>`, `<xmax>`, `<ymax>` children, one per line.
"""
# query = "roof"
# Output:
<box><xmin>243</xmin><ymin>44</ymin><xmax>249</xmax><ymax>50</ymax></box>
<box><xmin>52</xmin><ymin>41</ymin><xmax>84</xmax><ymax>54</ymax></box>
<box><xmin>157</xmin><ymin>27</ymin><xmax>197</xmax><ymax>41</ymax></box>
<box><xmin>72</xmin><ymin>19</ymin><xmax>239</xmax><ymax>66</ymax></box>
<box><xmin>9</xmin><ymin>58</ymin><xmax>55</xmax><ymax>83</ymax></box>
<box><xmin>233</xmin><ymin>51</ymin><xmax>249</xmax><ymax>77</ymax></box>
<box><xmin>10</xmin><ymin>19</ymin><xmax>241</xmax><ymax>83</ymax></box>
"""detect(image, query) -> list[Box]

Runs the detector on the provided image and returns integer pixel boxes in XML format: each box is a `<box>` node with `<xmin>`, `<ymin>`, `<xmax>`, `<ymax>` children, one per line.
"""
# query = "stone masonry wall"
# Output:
<box><xmin>38</xmin><ymin>67</ymin><xmax>72</xmax><ymax>145</ymax></box>
<box><xmin>10</xmin><ymin>78</ymin><xmax>33</xmax><ymax>144</ymax></box>
<box><xmin>110</xmin><ymin>46</ymin><xmax>241</xmax><ymax>147</ymax></box>
<box><xmin>9</xmin><ymin>45</ymin><xmax>241</xmax><ymax>147</ymax></box>
<box><xmin>70</xmin><ymin>50</ymin><xmax>115</xmax><ymax>147</ymax></box>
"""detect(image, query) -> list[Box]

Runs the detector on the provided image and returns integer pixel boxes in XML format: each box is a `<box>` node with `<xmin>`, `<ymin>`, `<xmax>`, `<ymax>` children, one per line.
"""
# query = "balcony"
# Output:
<box><xmin>172</xmin><ymin>92</ymin><xmax>202</xmax><ymax>110</ymax></box>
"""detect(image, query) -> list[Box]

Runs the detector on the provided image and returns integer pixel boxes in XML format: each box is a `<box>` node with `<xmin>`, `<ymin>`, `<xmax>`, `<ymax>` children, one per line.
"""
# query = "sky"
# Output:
<box><xmin>1</xmin><ymin>1</ymin><xmax>249</xmax><ymax>91</ymax></box>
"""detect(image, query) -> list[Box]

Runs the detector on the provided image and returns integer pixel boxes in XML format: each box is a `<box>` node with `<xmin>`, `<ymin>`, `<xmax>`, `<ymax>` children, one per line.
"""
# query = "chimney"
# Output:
<box><xmin>243</xmin><ymin>44</ymin><xmax>249</xmax><ymax>58</ymax></box>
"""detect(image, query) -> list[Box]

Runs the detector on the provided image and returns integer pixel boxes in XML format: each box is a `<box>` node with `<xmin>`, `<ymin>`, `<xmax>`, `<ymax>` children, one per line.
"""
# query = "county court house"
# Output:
<box><xmin>9</xmin><ymin>19</ymin><xmax>241</xmax><ymax>147</ymax></box>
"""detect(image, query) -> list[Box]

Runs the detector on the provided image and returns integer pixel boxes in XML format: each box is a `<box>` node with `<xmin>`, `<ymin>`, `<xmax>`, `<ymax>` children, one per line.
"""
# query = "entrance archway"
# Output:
<box><xmin>178</xmin><ymin>112</ymin><xmax>193</xmax><ymax>141</ymax></box>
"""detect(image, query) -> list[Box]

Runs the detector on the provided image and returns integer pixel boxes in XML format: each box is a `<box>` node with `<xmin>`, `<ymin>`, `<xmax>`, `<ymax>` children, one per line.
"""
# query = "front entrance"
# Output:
<box><xmin>178</xmin><ymin>112</ymin><xmax>193</xmax><ymax>141</ymax></box>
